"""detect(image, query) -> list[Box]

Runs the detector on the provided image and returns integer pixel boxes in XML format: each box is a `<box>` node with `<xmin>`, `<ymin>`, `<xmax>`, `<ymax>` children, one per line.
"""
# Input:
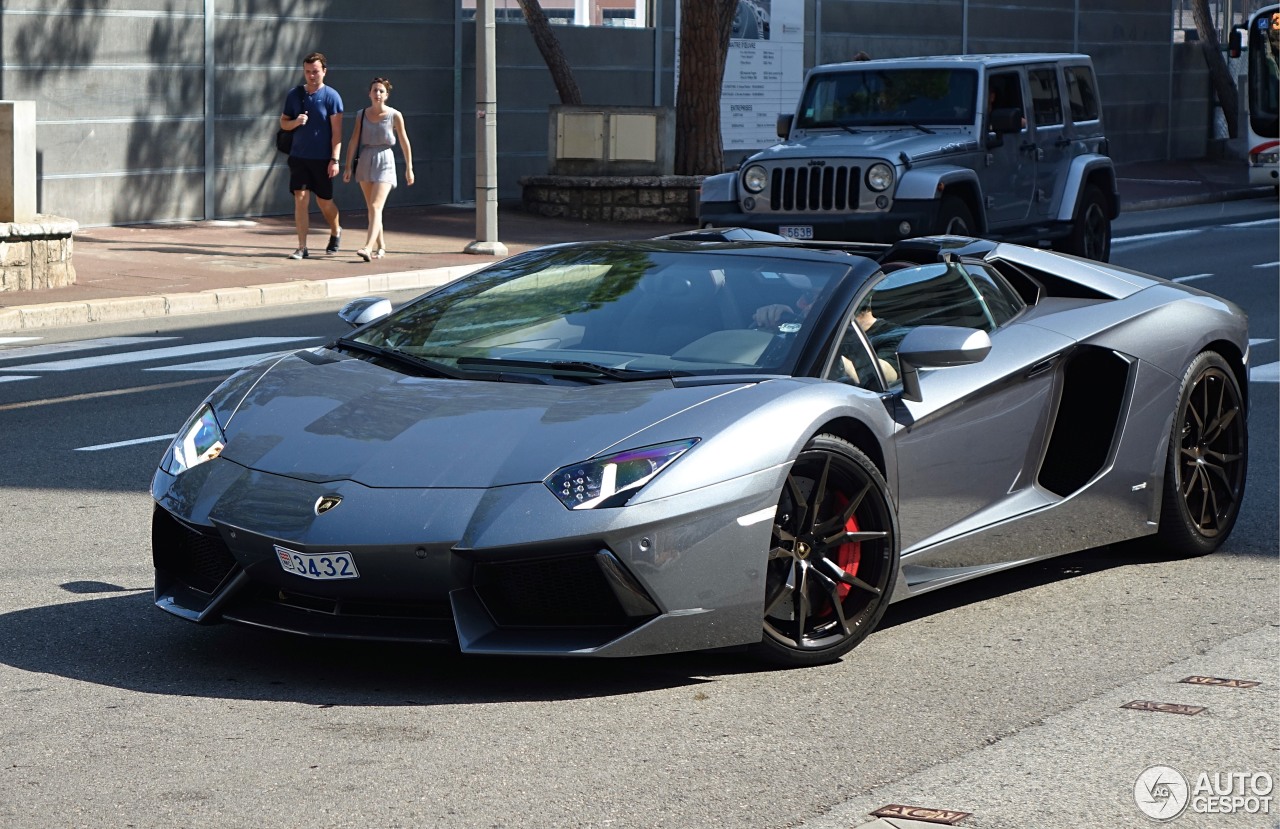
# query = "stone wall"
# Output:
<box><xmin>0</xmin><ymin>217</ymin><xmax>78</xmax><ymax>292</ymax></box>
<box><xmin>521</xmin><ymin>175</ymin><xmax>702</xmax><ymax>223</ymax></box>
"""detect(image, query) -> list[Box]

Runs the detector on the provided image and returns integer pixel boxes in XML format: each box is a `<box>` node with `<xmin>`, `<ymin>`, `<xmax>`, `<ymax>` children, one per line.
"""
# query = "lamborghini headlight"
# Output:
<box><xmin>545</xmin><ymin>439</ymin><xmax>699</xmax><ymax>510</ymax></box>
<box><xmin>161</xmin><ymin>404</ymin><xmax>226</xmax><ymax>476</ymax></box>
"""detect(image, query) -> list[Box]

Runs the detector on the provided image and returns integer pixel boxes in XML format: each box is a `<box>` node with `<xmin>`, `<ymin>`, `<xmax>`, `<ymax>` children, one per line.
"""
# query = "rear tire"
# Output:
<box><xmin>1055</xmin><ymin>184</ymin><xmax>1111</xmax><ymax>262</ymax></box>
<box><xmin>1150</xmin><ymin>351</ymin><xmax>1247</xmax><ymax>556</ymax></box>
<box><xmin>750</xmin><ymin>435</ymin><xmax>899</xmax><ymax>667</ymax></box>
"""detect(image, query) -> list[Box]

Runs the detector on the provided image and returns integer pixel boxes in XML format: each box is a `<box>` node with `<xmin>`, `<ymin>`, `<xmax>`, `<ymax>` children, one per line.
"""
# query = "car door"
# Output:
<box><xmin>850</xmin><ymin>260</ymin><xmax>1075</xmax><ymax>567</ymax></box>
<box><xmin>978</xmin><ymin>70</ymin><xmax>1036</xmax><ymax>228</ymax></box>
<box><xmin>1027</xmin><ymin>64</ymin><xmax>1070</xmax><ymax>219</ymax></box>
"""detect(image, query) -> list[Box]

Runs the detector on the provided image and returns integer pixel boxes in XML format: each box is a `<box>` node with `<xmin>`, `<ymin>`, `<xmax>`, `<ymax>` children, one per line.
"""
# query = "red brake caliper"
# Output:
<box><xmin>834</xmin><ymin>495</ymin><xmax>861</xmax><ymax>600</ymax></box>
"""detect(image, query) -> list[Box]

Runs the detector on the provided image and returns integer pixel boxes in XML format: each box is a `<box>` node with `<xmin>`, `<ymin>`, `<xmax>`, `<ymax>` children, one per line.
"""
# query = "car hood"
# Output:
<box><xmin>756</xmin><ymin>129</ymin><xmax>977</xmax><ymax>164</ymax></box>
<box><xmin>213</xmin><ymin>349</ymin><xmax>751</xmax><ymax>489</ymax></box>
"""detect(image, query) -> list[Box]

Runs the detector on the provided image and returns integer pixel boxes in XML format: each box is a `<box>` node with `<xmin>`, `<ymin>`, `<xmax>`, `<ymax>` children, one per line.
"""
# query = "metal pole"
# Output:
<box><xmin>204</xmin><ymin>0</ymin><xmax>215</xmax><ymax>219</ymax></box>
<box><xmin>466</xmin><ymin>0</ymin><xmax>507</xmax><ymax>256</ymax></box>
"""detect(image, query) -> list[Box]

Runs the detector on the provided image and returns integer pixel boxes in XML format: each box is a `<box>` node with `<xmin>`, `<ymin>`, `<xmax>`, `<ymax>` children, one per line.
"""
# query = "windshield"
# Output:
<box><xmin>797</xmin><ymin>67</ymin><xmax>979</xmax><ymax>128</ymax></box>
<box><xmin>348</xmin><ymin>246</ymin><xmax>851</xmax><ymax>378</ymax></box>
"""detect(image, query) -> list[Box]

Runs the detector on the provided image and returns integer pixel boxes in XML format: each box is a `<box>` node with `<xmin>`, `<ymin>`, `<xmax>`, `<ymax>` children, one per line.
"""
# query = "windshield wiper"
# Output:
<box><xmin>456</xmin><ymin>356</ymin><xmax>677</xmax><ymax>382</ymax></box>
<box><xmin>333</xmin><ymin>337</ymin><xmax>465</xmax><ymax>379</ymax></box>
<box><xmin>803</xmin><ymin>120</ymin><xmax>862</xmax><ymax>136</ymax></box>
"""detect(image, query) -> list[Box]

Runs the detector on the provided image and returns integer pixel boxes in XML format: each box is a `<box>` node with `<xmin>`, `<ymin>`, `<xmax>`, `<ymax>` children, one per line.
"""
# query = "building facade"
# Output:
<box><xmin>0</xmin><ymin>1</ymin><xmax>1226</xmax><ymax>227</ymax></box>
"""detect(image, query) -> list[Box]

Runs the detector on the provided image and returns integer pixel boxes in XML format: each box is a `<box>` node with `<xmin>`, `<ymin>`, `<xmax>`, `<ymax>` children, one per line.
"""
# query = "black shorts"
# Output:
<box><xmin>288</xmin><ymin>156</ymin><xmax>335</xmax><ymax>201</ymax></box>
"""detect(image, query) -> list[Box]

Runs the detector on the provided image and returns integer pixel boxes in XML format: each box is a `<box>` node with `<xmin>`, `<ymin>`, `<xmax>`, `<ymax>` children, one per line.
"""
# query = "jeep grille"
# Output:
<box><xmin>770</xmin><ymin>164</ymin><xmax>861</xmax><ymax>211</ymax></box>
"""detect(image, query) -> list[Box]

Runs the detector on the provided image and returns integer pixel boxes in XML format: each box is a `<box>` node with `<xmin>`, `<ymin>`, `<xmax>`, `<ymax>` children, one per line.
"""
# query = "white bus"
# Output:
<box><xmin>1234</xmin><ymin>4</ymin><xmax>1280</xmax><ymax>186</ymax></box>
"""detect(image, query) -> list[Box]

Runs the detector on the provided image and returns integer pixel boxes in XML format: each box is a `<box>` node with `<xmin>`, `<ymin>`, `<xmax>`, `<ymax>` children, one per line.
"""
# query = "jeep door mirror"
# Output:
<box><xmin>985</xmin><ymin>108</ymin><xmax>1024</xmax><ymax>149</ymax></box>
<box><xmin>777</xmin><ymin>114</ymin><xmax>794</xmax><ymax>139</ymax></box>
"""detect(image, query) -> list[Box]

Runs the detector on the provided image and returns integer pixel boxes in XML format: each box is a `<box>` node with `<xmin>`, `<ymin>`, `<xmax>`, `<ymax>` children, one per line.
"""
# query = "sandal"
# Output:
<box><xmin>357</xmin><ymin>248</ymin><xmax>371</xmax><ymax>262</ymax></box>
<box><xmin>372</xmin><ymin>248</ymin><xmax>385</xmax><ymax>260</ymax></box>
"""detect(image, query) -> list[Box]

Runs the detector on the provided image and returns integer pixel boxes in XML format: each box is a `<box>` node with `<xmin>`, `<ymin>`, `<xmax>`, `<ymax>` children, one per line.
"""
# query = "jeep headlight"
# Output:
<box><xmin>743</xmin><ymin>165</ymin><xmax>769</xmax><ymax>194</ymax></box>
<box><xmin>161</xmin><ymin>404</ymin><xmax>226</xmax><ymax>476</ymax></box>
<box><xmin>866</xmin><ymin>163</ymin><xmax>894</xmax><ymax>192</ymax></box>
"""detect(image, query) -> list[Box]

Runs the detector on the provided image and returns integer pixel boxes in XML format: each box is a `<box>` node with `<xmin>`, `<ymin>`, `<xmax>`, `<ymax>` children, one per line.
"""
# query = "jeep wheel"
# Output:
<box><xmin>1056</xmin><ymin>184</ymin><xmax>1111</xmax><ymax>262</ymax></box>
<box><xmin>934</xmin><ymin>196</ymin><xmax>975</xmax><ymax>236</ymax></box>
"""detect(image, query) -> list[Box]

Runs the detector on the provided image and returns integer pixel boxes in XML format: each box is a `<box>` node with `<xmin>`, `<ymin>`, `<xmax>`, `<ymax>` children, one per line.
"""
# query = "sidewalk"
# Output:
<box><xmin>1</xmin><ymin>158</ymin><xmax>1273</xmax><ymax>334</ymax></box>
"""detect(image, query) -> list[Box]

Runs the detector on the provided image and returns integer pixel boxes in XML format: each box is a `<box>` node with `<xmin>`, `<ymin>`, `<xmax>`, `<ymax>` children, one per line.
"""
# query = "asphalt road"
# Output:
<box><xmin>0</xmin><ymin>202</ymin><xmax>1276</xmax><ymax>829</ymax></box>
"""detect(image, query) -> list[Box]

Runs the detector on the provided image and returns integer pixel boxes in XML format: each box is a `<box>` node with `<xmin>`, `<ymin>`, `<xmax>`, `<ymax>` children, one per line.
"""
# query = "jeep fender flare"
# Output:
<box><xmin>896</xmin><ymin>166</ymin><xmax>985</xmax><ymax>232</ymax></box>
<box><xmin>1056</xmin><ymin>156</ymin><xmax>1119</xmax><ymax>222</ymax></box>
<box><xmin>699</xmin><ymin>171</ymin><xmax>739</xmax><ymax>204</ymax></box>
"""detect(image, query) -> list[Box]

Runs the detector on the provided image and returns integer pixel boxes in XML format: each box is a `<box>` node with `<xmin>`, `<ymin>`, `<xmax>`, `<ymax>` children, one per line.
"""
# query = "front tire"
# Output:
<box><xmin>751</xmin><ymin>435</ymin><xmax>899</xmax><ymax>667</ymax></box>
<box><xmin>1152</xmin><ymin>351</ymin><xmax>1247</xmax><ymax>556</ymax></box>
<box><xmin>933</xmin><ymin>196</ymin><xmax>975</xmax><ymax>236</ymax></box>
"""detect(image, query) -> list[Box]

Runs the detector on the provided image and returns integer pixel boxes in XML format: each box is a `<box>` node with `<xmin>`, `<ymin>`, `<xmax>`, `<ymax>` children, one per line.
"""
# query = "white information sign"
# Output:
<box><xmin>721</xmin><ymin>0</ymin><xmax>805</xmax><ymax>151</ymax></box>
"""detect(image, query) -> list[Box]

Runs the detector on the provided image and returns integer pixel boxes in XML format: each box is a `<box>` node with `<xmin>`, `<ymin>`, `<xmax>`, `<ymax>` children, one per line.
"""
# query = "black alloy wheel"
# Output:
<box><xmin>1155</xmin><ymin>351</ymin><xmax>1248</xmax><ymax>556</ymax></box>
<box><xmin>752</xmin><ymin>435</ymin><xmax>898</xmax><ymax>666</ymax></box>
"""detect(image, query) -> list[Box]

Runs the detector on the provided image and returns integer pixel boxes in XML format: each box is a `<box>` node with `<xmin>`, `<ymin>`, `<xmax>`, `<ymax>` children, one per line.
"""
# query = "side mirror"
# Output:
<box><xmin>776</xmin><ymin>114</ymin><xmax>794</xmax><ymax>139</ymax></box>
<box><xmin>338</xmin><ymin>297</ymin><xmax>392</xmax><ymax>328</ymax></box>
<box><xmin>1229</xmin><ymin>28</ymin><xmax>1243</xmax><ymax>59</ymax></box>
<box><xmin>896</xmin><ymin>325</ymin><xmax>992</xmax><ymax>402</ymax></box>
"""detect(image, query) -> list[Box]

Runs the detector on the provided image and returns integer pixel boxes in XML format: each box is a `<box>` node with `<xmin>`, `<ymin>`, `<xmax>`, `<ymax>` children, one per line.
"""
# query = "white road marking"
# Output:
<box><xmin>0</xmin><ymin>375</ymin><xmax>38</xmax><ymax>384</ymax></box>
<box><xmin>1112</xmin><ymin>229</ymin><xmax>1191</xmax><ymax>244</ymax></box>
<box><xmin>0</xmin><ymin>336</ymin><xmax>41</xmax><ymax>346</ymax></box>
<box><xmin>4</xmin><ymin>337</ymin><xmax>317</xmax><ymax>372</ymax></box>
<box><xmin>0</xmin><ymin>335</ymin><xmax>176</xmax><ymax>363</ymax></box>
<box><xmin>144</xmin><ymin>352</ymin><xmax>290</xmax><ymax>373</ymax></box>
<box><xmin>1252</xmin><ymin>260</ymin><xmax>1279</xmax><ymax>269</ymax></box>
<box><xmin>1249</xmin><ymin>338</ymin><xmax>1275</xmax><ymax>347</ymax></box>
<box><xmin>75</xmin><ymin>434</ymin><xmax>176</xmax><ymax>452</ymax></box>
<box><xmin>1171</xmin><ymin>273</ymin><xmax>1213</xmax><ymax>283</ymax></box>
<box><xmin>1251</xmin><ymin>361</ymin><xmax>1279</xmax><ymax>383</ymax></box>
<box><xmin>1225</xmin><ymin>217</ymin><xmax>1280</xmax><ymax>228</ymax></box>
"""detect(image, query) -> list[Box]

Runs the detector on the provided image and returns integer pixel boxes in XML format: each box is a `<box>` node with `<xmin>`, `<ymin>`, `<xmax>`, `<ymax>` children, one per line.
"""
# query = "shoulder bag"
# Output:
<box><xmin>275</xmin><ymin>85</ymin><xmax>305</xmax><ymax>154</ymax></box>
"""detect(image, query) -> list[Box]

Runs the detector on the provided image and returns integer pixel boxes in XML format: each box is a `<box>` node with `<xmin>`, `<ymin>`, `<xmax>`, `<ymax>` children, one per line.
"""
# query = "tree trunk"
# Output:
<box><xmin>515</xmin><ymin>0</ymin><xmax>583</xmax><ymax>105</ymax></box>
<box><xmin>1190</xmin><ymin>0</ymin><xmax>1239</xmax><ymax>138</ymax></box>
<box><xmin>673</xmin><ymin>0</ymin><xmax>738</xmax><ymax>175</ymax></box>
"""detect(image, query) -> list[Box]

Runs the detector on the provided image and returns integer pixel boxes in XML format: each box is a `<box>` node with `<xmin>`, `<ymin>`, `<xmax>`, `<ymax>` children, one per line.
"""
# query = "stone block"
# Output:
<box><xmin>165</xmin><ymin>292</ymin><xmax>221</xmax><ymax>316</ymax></box>
<box><xmin>1</xmin><ymin>241</ymin><xmax>30</xmax><ymax>267</ymax></box>
<box><xmin>88</xmin><ymin>296</ymin><xmax>168</xmax><ymax>323</ymax></box>
<box><xmin>208</xmin><ymin>286</ymin><xmax>264</xmax><ymax>310</ymax></box>
<box><xmin>18</xmin><ymin>302</ymin><xmax>91</xmax><ymax>329</ymax></box>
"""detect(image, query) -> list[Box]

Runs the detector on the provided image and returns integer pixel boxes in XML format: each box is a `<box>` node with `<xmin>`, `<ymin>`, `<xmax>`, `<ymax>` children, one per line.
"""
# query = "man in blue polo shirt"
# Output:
<box><xmin>279</xmin><ymin>52</ymin><xmax>344</xmax><ymax>259</ymax></box>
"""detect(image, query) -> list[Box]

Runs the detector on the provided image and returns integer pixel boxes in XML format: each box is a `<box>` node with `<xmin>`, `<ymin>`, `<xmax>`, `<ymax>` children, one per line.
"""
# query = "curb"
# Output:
<box><xmin>2</xmin><ymin>189</ymin><xmax>1273</xmax><ymax>334</ymax></box>
<box><xmin>1121</xmin><ymin>185</ymin><xmax>1275</xmax><ymax>213</ymax></box>
<box><xmin>0</xmin><ymin>263</ymin><xmax>487</xmax><ymax>334</ymax></box>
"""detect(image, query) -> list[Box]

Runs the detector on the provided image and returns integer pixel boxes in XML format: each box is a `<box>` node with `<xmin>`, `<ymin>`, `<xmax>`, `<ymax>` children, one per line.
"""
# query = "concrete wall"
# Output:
<box><xmin>0</xmin><ymin>0</ymin><xmax>1210</xmax><ymax>227</ymax></box>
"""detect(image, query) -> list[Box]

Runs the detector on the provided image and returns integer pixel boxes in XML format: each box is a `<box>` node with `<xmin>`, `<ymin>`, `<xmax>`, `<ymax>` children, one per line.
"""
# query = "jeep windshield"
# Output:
<box><xmin>796</xmin><ymin>68</ymin><xmax>978</xmax><ymax>129</ymax></box>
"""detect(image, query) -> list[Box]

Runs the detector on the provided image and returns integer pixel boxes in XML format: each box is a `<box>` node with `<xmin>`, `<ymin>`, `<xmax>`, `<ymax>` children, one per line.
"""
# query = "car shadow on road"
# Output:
<box><xmin>1</xmin><ymin>541</ymin><xmax>1268</xmax><ymax>705</ymax></box>
<box><xmin>0</xmin><ymin>589</ymin><xmax>763</xmax><ymax>705</ymax></box>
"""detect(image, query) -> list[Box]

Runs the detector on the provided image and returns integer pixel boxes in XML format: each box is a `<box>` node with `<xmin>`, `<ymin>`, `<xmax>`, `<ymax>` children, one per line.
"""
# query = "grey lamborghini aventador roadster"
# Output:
<box><xmin>151</xmin><ymin>231</ymin><xmax>1249</xmax><ymax>666</ymax></box>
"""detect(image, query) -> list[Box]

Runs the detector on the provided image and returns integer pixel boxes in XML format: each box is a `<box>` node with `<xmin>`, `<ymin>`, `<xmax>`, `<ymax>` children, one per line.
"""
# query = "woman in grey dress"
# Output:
<box><xmin>342</xmin><ymin>77</ymin><xmax>415</xmax><ymax>261</ymax></box>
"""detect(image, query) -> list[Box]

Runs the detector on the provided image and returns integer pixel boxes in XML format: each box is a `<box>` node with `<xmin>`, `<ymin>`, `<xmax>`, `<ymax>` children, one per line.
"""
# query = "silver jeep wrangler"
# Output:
<box><xmin>699</xmin><ymin>54</ymin><xmax>1118</xmax><ymax>261</ymax></box>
